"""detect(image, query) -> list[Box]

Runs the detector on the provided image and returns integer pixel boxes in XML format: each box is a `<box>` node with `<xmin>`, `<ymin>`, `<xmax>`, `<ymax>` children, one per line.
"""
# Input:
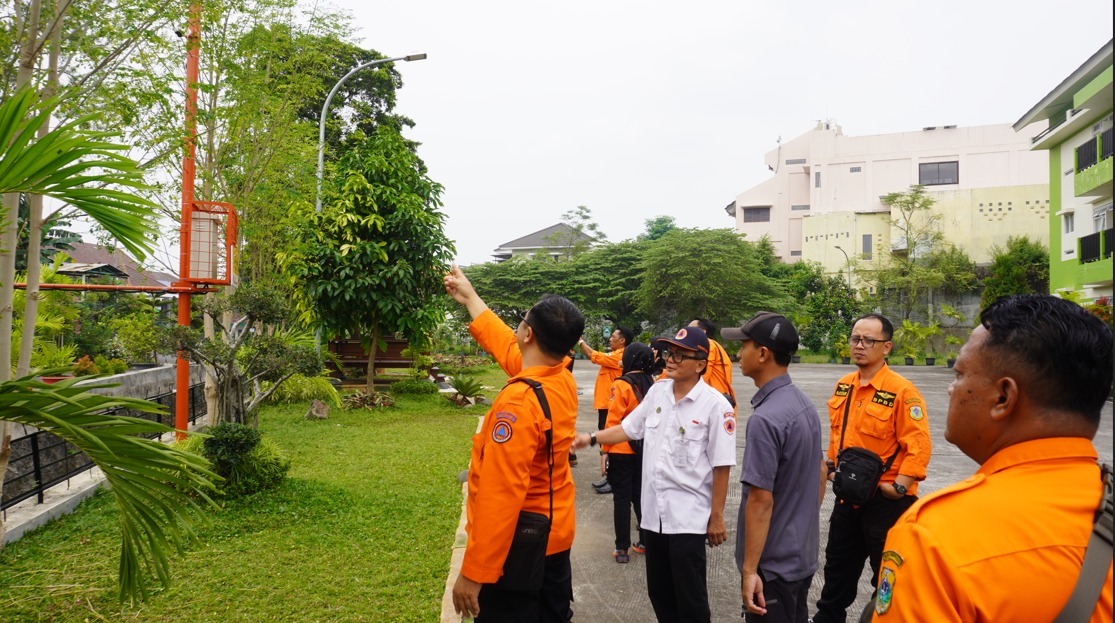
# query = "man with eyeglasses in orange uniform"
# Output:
<box><xmin>811</xmin><ymin>313</ymin><xmax>932</xmax><ymax>623</ymax></box>
<box><xmin>445</xmin><ymin>265</ymin><xmax>584</xmax><ymax>623</ymax></box>
<box><xmin>573</xmin><ymin>326</ymin><xmax>736</xmax><ymax>623</ymax></box>
<box><xmin>688</xmin><ymin>317</ymin><xmax>737</xmax><ymax>410</ymax></box>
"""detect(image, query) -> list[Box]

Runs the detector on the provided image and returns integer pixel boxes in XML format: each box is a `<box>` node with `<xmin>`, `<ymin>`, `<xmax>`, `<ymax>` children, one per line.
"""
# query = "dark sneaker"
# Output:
<box><xmin>613</xmin><ymin>549</ymin><xmax>629</xmax><ymax>563</ymax></box>
<box><xmin>630</xmin><ymin>542</ymin><xmax>646</xmax><ymax>554</ymax></box>
<box><xmin>591</xmin><ymin>478</ymin><xmax>609</xmax><ymax>489</ymax></box>
<box><xmin>594</xmin><ymin>483</ymin><xmax>613</xmax><ymax>494</ymax></box>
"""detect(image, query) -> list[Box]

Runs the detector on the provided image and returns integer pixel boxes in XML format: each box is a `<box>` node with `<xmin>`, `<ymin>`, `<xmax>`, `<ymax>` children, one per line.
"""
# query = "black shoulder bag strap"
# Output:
<box><xmin>837</xmin><ymin>389</ymin><xmax>898</xmax><ymax>473</ymax></box>
<box><xmin>1053</xmin><ymin>463</ymin><xmax>1113</xmax><ymax>623</ymax></box>
<box><xmin>511</xmin><ymin>378</ymin><xmax>553</xmax><ymax>521</ymax></box>
<box><xmin>618</xmin><ymin>374</ymin><xmax>645</xmax><ymax>403</ymax></box>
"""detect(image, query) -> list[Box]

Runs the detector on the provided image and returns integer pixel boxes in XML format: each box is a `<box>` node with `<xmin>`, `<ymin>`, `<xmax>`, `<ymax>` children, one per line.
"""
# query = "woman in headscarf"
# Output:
<box><xmin>600</xmin><ymin>342</ymin><xmax>656</xmax><ymax>563</ymax></box>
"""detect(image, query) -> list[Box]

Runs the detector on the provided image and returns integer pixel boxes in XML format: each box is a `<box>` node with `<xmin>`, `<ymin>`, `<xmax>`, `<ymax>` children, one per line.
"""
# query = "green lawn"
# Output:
<box><xmin>0</xmin><ymin>392</ymin><xmax>484</xmax><ymax>622</ymax></box>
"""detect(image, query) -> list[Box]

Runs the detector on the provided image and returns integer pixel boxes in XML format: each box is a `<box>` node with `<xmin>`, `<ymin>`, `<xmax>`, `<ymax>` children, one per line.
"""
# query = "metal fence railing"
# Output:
<box><xmin>1</xmin><ymin>383</ymin><xmax>207</xmax><ymax>512</ymax></box>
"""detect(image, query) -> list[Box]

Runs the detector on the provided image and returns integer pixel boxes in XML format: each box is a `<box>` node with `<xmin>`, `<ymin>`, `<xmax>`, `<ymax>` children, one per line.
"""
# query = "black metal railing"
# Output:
<box><xmin>1101</xmin><ymin>128</ymin><xmax>1114</xmax><ymax>161</ymax></box>
<box><xmin>1105</xmin><ymin>227</ymin><xmax>1114</xmax><ymax>259</ymax></box>
<box><xmin>1077</xmin><ymin>137</ymin><xmax>1099</xmax><ymax>172</ymax></box>
<box><xmin>1080</xmin><ymin>231</ymin><xmax>1102</xmax><ymax>263</ymax></box>
<box><xmin>1</xmin><ymin>384</ymin><xmax>206</xmax><ymax>511</ymax></box>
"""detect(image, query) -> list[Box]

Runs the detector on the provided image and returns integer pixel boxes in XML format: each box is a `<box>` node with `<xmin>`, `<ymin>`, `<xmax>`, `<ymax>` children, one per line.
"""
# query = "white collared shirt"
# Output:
<box><xmin>622</xmin><ymin>377</ymin><xmax>736</xmax><ymax>534</ymax></box>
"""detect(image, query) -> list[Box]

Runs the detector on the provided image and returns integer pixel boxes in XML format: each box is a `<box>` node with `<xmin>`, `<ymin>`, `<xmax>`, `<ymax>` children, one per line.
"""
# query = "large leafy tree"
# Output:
<box><xmin>279</xmin><ymin>127</ymin><xmax>454</xmax><ymax>393</ymax></box>
<box><xmin>637</xmin><ymin>228</ymin><xmax>790</xmax><ymax>331</ymax></box>
<box><xmin>871</xmin><ymin>185</ymin><xmax>946</xmax><ymax>320</ymax></box>
<box><xmin>981</xmin><ymin>235</ymin><xmax>1049</xmax><ymax>307</ymax></box>
<box><xmin>784</xmin><ymin>261</ymin><xmax>861</xmax><ymax>354</ymax></box>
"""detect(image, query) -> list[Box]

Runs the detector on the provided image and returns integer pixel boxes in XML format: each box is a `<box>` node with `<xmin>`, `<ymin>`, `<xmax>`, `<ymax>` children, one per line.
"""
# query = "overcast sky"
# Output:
<box><xmin>321</xmin><ymin>1</ymin><xmax>1112</xmax><ymax>266</ymax></box>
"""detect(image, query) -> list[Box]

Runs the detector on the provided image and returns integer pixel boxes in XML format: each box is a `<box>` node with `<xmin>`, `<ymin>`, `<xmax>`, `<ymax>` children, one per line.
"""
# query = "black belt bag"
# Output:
<box><xmin>832</xmin><ymin>394</ymin><xmax>897</xmax><ymax>506</ymax></box>
<box><xmin>492</xmin><ymin>379</ymin><xmax>554</xmax><ymax>592</ymax></box>
<box><xmin>493</xmin><ymin>511</ymin><xmax>551</xmax><ymax>592</ymax></box>
<box><xmin>833</xmin><ymin>446</ymin><xmax>895</xmax><ymax>506</ymax></box>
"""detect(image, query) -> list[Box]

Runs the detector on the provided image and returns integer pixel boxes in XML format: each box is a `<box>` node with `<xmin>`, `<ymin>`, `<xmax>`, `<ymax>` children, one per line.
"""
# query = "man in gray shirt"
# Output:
<box><xmin>724</xmin><ymin>312</ymin><xmax>826</xmax><ymax>623</ymax></box>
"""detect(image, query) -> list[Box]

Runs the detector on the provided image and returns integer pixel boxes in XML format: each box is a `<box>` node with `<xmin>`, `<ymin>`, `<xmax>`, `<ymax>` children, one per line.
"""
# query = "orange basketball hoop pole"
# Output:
<box><xmin>174</xmin><ymin>3</ymin><xmax>202</xmax><ymax>437</ymax></box>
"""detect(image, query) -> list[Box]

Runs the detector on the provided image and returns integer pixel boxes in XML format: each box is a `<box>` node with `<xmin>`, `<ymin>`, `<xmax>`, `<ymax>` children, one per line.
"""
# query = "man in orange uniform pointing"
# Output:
<box><xmin>872</xmin><ymin>295</ymin><xmax>1113</xmax><ymax>622</ymax></box>
<box><xmin>445</xmin><ymin>265</ymin><xmax>584</xmax><ymax>623</ymax></box>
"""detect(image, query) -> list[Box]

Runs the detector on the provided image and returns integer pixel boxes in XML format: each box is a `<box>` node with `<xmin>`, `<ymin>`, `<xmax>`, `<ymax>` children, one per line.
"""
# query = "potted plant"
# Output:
<box><xmin>945</xmin><ymin>335</ymin><xmax>964</xmax><ymax>368</ymax></box>
<box><xmin>32</xmin><ymin>341</ymin><xmax>78</xmax><ymax>383</ymax></box>
<box><xmin>921</xmin><ymin>322</ymin><xmax>940</xmax><ymax>366</ymax></box>
<box><xmin>835</xmin><ymin>338</ymin><xmax>851</xmax><ymax>365</ymax></box>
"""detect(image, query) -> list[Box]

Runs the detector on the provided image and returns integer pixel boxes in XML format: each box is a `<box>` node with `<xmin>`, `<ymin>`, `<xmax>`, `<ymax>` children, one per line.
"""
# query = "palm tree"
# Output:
<box><xmin>0</xmin><ymin>88</ymin><xmax>219</xmax><ymax>602</ymax></box>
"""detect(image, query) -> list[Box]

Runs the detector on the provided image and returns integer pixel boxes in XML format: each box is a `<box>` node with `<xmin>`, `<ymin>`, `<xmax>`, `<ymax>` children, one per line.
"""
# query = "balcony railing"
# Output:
<box><xmin>1080</xmin><ymin>231</ymin><xmax>1102</xmax><ymax>263</ymax></box>
<box><xmin>1107</xmin><ymin>227</ymin><xmax>1114</xmax><ymax>259</ymax></box>
<box><xmin>1077</xmin><ymin>138</ymin><xmax>1098</xmax><ymax>172</ymax></box>
<box><xmin>1102</xmin><ymin>127</ymin><xmax>1114</xmax><ymax>161</ymax></box>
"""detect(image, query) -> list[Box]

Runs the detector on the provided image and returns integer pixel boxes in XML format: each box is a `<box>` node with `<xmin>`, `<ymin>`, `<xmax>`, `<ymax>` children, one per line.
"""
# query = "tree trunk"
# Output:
<box><xmin>364</xmin><ymin>323</ymin><xmax>379</xmax><ymax>394</ymax></box>
<box><xmin>16</xmin><ymin>3</ymin><xmax>63</xmax><ymax>377</ymax></box>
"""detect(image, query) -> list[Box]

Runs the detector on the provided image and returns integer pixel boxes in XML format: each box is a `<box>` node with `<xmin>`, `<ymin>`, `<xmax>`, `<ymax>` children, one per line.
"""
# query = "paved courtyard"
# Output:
<box><xmin>564</xmin><ymin>362</ymin><xmax>1114</xmax><ymax>622</ymax></box>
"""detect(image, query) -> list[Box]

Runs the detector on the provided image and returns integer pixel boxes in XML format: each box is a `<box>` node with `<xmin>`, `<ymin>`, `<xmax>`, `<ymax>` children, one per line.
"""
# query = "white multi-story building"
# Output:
<box><xmin>727</xmin><ymin>121</ymin><xmax>1050</xmax><ymax>286</ymax></box>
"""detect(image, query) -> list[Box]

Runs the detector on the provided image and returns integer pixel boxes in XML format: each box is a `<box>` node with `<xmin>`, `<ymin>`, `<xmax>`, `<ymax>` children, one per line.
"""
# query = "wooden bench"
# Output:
<box><xmin>325</xmin><ymin>337</ymin><xmax>444</xmax><ymax>385</ymax></box>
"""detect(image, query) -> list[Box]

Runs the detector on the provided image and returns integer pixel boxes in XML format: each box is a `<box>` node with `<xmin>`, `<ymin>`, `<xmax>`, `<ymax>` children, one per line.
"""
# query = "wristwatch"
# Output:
<box><xmin>589</xmin><ymin>432</ymin><xmax>597</xmax><ymax>447</ymax></box>
<box><xmin>892</xmin><ymin>482</ymin><xmax>908</xmax><ymax>496</ymax></box>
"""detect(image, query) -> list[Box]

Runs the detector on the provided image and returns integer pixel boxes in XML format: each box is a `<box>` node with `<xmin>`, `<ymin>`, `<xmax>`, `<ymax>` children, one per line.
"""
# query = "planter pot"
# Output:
<box><xmin>40</xmin><ymin>375</ymin><xmax>74</xmax><ymax>384</ymax></box>
<box><xmin>841</xmin><ymin>356</ymin><xmax>851</xmax><ymax>365</ymax></box>
<box><xmin>925</xmin><ymin>357</ymin><xmax>936</xmax><ymax>366</ymax></box>
<box><xmin>947</xmin><ymin>358</ymin><xmax>956</xmax><ymax>369</ymax></box>
<box><xmin>904</xmin><ymin>357</ymin><xmax>915</xmax><ymax>366</ymax></box>
<box><xmin>791</xmin><ymin>355</ymin><xmax>801</xmax><ymax>364</ymax></box>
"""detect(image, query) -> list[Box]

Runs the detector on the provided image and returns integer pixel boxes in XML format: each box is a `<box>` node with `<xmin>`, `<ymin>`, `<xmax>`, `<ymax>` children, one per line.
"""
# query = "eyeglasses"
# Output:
<box><xmin>848</xmin><ymin>336</ymin><xmax>885</xmax><ymax>348</ymax></box>
<box><xmin>665</xmin><ymin>350</ymin><xmax>704</xmax><ymax>362</ymax></box>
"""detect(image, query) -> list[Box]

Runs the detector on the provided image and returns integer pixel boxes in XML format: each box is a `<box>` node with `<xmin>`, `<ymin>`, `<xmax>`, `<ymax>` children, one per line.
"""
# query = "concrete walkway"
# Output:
<box><xmin>442</xmin><ymin>362</ymin><xmax>1114</xmax><ymax>622</ymax></box>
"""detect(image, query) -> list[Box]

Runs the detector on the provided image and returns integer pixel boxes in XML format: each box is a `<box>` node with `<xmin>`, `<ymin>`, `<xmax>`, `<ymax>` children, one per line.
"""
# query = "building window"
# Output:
<box><xmin>815</xmin><ymin>171</ymin><xmax>821</xmax><ymax>188</ymax></box>
<box><xmin>790</xmin><ymin>250</ymin><xmax>802</xmax><ymax>256</ymax></box>
<box><xmin>1063</xmin><ymin>213</ymin><xmax>1075</xmax><ymax>234</ymax></box>
<box><xmin>791</xmin><ymin>204</ymin><xmax>811</xmax><ymax>211</ymax></box>
<box><xmin>785</xmin><ymin>158</ymin><xmax>806</xmax><ymax>165</ymax></box>
<box><xmin>919</xmin><ymin>161</ymin><xmax>959</xmax><ymax>185</ymax></box>
<box><xmin>743</xmin><ymin>207</ymin><xmax>771</xmax><ymax>223</ymax></box>
<box><xmin>1094</xmin><ymin>203</ymin><xmax>1112</xmax><ymax>231</ymax></box>
<box><xmin>861</xmin><ymin>234</ymin><xmax>872</xmax><ymax>260</ymax></box>
<box><xmin>849</xmin><ymin>166</ymin><xmax>862</xmax><ymax>173</ymax></box>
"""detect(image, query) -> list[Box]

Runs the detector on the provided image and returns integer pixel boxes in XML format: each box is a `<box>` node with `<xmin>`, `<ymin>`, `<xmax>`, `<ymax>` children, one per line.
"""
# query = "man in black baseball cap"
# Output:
<box><xmin>724</xmin><ymin>312</ymin><xmax>824</xmax><ymax>623</ymax></box>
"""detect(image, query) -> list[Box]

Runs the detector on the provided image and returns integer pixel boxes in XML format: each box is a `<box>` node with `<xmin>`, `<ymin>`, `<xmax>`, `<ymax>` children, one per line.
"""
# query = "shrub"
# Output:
<box><xmin>342</xmin><ymin>390</ymin><xmax>395</xmax><ymax>410</ymax></box>
<box><xmin>109</xmin><ymin>358</ymin><xmax>128</xmax><ymax>374</ymax></box>
<box><xmin>94</xmin><ymin>354</ymin><xmax>112</xmax><ymax>373</ymax></box>
<box><xmin>390</xmin><ymin>379</ymin><xmax>439</xmax><ymax>395</ymax></box>
<box><xmin>449</xmin><ymin>376</ymin><xmax>484</xmax><ymax>399</ymax></box>
<box><xmin>197</xmin><ymin>423</ymin><xmax>290</xmax><ymax>497</ymax></box>
<box><xmin>73</xmin><ymin>355</ymin><xmax>100</xmax><ymax>376</ymax></box>
<box><xmin>263</xmin><ymin>373</ymin><xmax>341</xmax><ymax>407</ymax></box>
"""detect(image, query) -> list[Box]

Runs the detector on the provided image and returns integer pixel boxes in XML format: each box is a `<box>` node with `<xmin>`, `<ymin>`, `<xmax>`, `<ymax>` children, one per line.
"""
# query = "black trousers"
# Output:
<box><xmin>597</xmin><ymin>408</ymin><xmax>608</xmax><ymax>431</ymax></box>
<box><xmin>607</xmin><ymin>452</ymin><xmax>643</xmax><ymax>550</ymax></box>
<box><xmin>813</xmin><ymin>492</ymin><xmax>915</xmax><ymax>623</ymax></box>
<box><xmin>744</xmin><ymin>568</ymin><xmax>812</xmax><ymax>623</ymax></box>
<box><xmin>477</xmin><ymin>549</ymin><xmax>573</xmax><ymax>623</ymax></box>
<box><xmin>644</xmin><ymin>530</ymin><xmax>710</xmax><ymax>623</ymax></box>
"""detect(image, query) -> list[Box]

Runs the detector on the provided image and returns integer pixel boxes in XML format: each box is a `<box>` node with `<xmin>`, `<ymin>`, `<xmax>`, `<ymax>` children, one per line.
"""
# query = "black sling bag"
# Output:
<box><xmin>832</xmin><ymin>393</ymin><xmax>898</xmax><ymax>506</ymax></box>
<box><xmin>491</xmin><ymin>378</ymin><xmax>553</xmax><ymax>592</ymax></box>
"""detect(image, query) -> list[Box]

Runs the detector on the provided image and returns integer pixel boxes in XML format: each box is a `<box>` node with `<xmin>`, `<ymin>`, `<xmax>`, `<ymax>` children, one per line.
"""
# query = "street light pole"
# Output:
<box><xmin>834</xmin><ymin>245</ymin><xmax>852</xmax><ymax>290</ymax></box>
<box><xmin>315</xmin><ymin>53</ymin><xmax>427</xmax><ymax>213</ymax></box>
<box><xmin>313</xmin><ymin>53</ymin><xmax>427</xmax><ymax>353</ymax></box>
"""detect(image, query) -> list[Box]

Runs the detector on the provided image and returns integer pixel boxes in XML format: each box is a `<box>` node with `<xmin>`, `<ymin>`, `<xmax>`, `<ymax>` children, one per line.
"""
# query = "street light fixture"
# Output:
<box><xmin>834</xmin><ymin>245</ymin><xmax>852</xmax><ymax>289</ymax></box>
<box><xmin>315</xmin><ymin>53</ymin><xmax>428</xmax><ymax>213</ymax></box>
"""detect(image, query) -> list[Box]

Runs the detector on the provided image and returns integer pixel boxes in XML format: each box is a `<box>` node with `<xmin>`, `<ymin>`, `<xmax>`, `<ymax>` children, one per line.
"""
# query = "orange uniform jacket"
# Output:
<box><xmin>590</xmin><ymin>347</ymin><xmax>624</xmax><ymax>409</ymax></box>
<box><xmin>601</xmin><ymin>377</ymin><xmax>643</xmax><ymax>454</ymax></box>
<box><xmin>826</xmin><ymin>364</ymin><xmax>931</xmax><ymax>495</ymax></box>
<box><xmin>704</xmin><ymin>340</ymin><xmax>736</xmax><ymax>406</ymax></box>
<box><xmin>461</xmin><ymin>310</ymin><xmax>578</xmax><ymax>585</ymax></box>
<box><xmin>873</xmin><ymin>437</ymin><xmax>1113</xmax><ymax>622</ymax></box>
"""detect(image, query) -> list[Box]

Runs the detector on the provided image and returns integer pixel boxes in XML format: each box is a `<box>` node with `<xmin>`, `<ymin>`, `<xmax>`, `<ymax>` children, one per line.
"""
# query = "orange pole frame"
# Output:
<box><xmin>175</xmin><ymin>3</ymin><xmax>202</xmax><ymax>438</ymax></box>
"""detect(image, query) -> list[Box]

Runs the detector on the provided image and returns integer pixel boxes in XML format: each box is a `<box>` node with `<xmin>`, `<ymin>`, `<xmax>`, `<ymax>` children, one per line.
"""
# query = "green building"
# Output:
<box><xmin>1014</xmin><ymin>40</ymin><xmax>1112</xmax><ymax>301</ymax></box>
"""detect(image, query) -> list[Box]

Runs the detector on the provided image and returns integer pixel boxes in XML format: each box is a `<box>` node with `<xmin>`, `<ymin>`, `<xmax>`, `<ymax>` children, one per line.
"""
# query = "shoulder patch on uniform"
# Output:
<box><xmin>904</xmin><ymin>397</ymin><xmax>922</xmax><ymax>405</ymax></box>
<box><xmin>834</xmin><ymin>382</ymin><xmax>852</xmax><ymax>397</ymax></box>
<box><xmin>495</xmin><ymin>411</ymin><xmax>517</xmax><ymax>423</ymax></box>
<box><xmin>881</xmin><ymin>550</ymin><xmax>904</xmax><ymax>567</ymax></box>
<box><xmin>871</xmin><ymin>390</ymin><xmax>896</xmax><ymax>407</ymax></box>
<box><xmin>876</xmin><ymin>567</ymin><xmax>896</xmax><ymax>615</ymax></box>
<box><xmin>909</xmin><ymin>405</ymin><xmax>925</xmax><ymax>421</ymax></box>
<box><xmin>492</xmin><ymin>421</ymin><xmax>513</xmax><ymax>444</ymax></box>
<box><xmin>724</xmin><ymin>418</ymin><xmax>735</xmax><ymax>435</ymax></box>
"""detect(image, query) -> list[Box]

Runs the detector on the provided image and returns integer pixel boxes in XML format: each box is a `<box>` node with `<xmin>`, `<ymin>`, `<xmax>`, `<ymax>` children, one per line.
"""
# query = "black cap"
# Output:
<box><xmin>722</xmin><ymin>312</ymin><xmax>799</xmax><ymax>356</ymax></box>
